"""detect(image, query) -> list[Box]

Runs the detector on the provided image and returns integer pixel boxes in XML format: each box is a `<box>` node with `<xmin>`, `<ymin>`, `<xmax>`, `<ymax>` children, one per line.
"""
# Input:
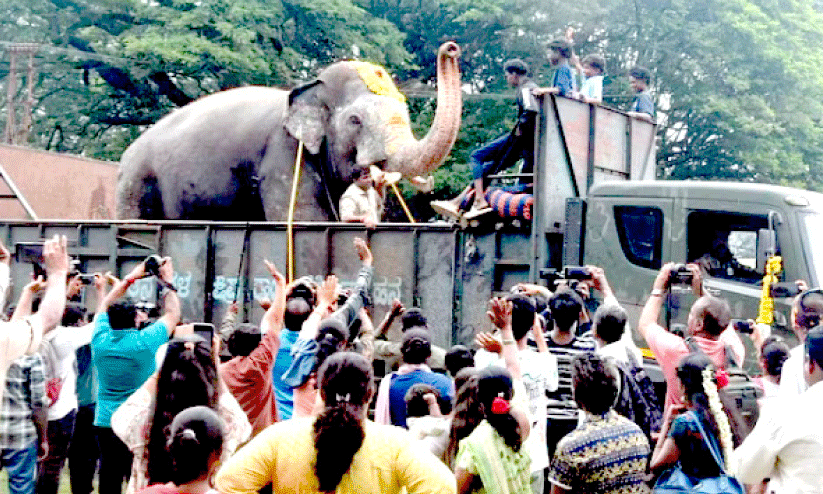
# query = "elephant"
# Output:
<box><xmin>116</xmin><ymin>42</ymin><xmax>462</xmax><ymax>221</ymax></box>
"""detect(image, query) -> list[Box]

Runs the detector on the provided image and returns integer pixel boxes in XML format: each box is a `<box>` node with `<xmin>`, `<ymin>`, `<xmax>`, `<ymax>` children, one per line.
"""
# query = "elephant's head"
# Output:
<box><xmin>284</xmin><ymin>42</ymin><xmax>462</xmax><ymax>186</ymax></box>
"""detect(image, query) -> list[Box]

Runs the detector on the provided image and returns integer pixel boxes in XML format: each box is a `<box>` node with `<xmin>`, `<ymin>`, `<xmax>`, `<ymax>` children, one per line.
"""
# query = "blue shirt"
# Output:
<box><xmin>551</xmin><ymin>63</ymin><xmax>576</xmax><ymax>98</ymax></box>
<box><xmin>388</xmin><ymin>369</ymin><xmax>454</xmax><ymax>428</ymax></box>
<box><xmin>631</xmin><ymin>90</ymin><xmax>655</xmax><ymax>116</ymax></box>
<box><xmin>75</xmin><ymin>344</ymin><xmax>97</xmax><ymax>407</ymax></box>
<box><xmin>272</xmin><ymin>329</ymin><xmax>300</xmax><ymax>420</ymax></box>
<box><xmin>91</xmin><ymin>313</ymin><xmax>168</xmax><ymax>427</ymax></box>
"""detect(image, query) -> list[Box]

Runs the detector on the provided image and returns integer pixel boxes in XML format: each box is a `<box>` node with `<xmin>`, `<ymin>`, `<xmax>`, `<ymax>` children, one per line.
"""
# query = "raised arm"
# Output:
<box><xmin>297</xmin><ymin>275</ymin><xmax>339</xmax><ymax>341</ymax></box>
<box><xmin>638</xmin><ymin>263</ymin><xmax>674</xmax><ymax>343</ymax></box>
<box><xmin>376</xmin><ymin>299</ymin><xmax>405</xmax><ymax>338</ymax></box>
<box><xmin>325</xmin><ymin>238</ymin><xmax>374</xmax><ymax>331</ymax></box>
<box><xmin>31</xmin><ymin>235</ymin><xmax>70</xmax><ymax>334</ymax></box>
<box><xmin>357</xmin><ymin>308</ymin><xmax>376</xmax><ymax>362</ymax></box>
<box><xmin>11</xmin><ymin>276</ymin><xmax>46</xmax><ymax>321</ymax></box>
<box><xmin>487</xmin><ymin>297</ymin><xmax>522</xmax><ymax>381</ymax></box>
<box><xmin>588</xmin><ymin>265</ymin><xmax>615</xmax><ymax>302</ymax></box>
<box><xmin>98</xmin><ymin>261</ymin><xmax>147</xmax><ymax>313</ymax></box>
<box><xmin>156</xmin><ymin>257</ymin><xmax>181</xmax><ymax>333</ymax></box>
<box><xmin>261</xmin><ymin>260</ymin><xmax>287</xmax><ymax>334</ymax></box>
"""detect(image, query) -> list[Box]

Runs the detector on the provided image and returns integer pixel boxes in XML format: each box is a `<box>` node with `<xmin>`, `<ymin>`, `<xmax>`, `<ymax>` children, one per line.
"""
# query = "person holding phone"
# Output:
<box><xmin>91</xmin><ymin>255</ymin><xmax>182</xmax><ymax>494</ymax></box>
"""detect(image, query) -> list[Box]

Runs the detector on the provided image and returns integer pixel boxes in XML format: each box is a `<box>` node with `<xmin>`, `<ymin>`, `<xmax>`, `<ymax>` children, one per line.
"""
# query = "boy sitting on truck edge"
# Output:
<box><xmin>431</xmin><ymin>59</ymin><xmax>539</xmax><ymax>220</ymax></box>
<box><xmin>627</xmin><ymin>66</ymin><xmax>655</xmax><ymax>123</ymax></box>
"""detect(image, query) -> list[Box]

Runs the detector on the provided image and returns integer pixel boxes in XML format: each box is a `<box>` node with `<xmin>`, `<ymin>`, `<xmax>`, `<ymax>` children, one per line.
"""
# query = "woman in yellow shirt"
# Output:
<box><xmin>215</xmin><ymin>352</ymin><xmax>456</xmax><ymax>494</ymax></box>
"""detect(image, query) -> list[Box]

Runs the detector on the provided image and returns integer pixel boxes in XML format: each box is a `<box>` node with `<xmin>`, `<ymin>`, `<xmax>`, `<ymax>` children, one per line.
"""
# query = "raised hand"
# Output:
<box><xmin>318</xmin><ymin>275</ymin><xmax>339</xmax><ymax>310</ymax></box>
<box><xmin>264</xmin><ymin>259</ymin><xmax>286</xmax><ymax>286</ymax></box>
<box><xmin>354</xmin><ymin>237</ymin><xmax>373</xmax><ymax>266</ymax></box>
<box><xmin>42</xmin><ymin>235</ymin><xmax>69</xmax><ymax>275</ymax></box>
<box><xmin>486</xmin><ymin>297</ymin><xmax>513</xmax><ymax>330</ymax></box>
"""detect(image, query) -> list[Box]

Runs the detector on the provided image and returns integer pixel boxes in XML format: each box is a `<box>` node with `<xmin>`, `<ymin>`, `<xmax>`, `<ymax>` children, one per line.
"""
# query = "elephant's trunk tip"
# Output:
<box><xmin>439</xmin><ymin>42</ymin><xmax>461</xmax><ymax>59</ymax></box>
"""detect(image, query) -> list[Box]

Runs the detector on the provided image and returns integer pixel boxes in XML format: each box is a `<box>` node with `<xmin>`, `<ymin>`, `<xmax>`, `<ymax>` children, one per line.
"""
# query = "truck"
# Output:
<box><xmin>1</xmin><ymin>95</ymin><xmax>819</xmax><ymax>376</ymax></box>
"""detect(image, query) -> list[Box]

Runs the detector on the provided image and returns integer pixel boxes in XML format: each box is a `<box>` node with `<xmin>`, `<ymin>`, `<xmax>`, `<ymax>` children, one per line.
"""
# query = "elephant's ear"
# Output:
<box><xmin>285</xmin><ymin>80</ymin><xmax>327</xmax><ymax>155</ymax></box>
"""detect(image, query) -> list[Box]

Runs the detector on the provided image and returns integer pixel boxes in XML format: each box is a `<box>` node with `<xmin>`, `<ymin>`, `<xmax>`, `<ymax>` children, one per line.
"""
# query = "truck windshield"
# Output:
<box><xmin>801</xmin><ymin>211</ymin><xmax>823</xmax><ymax>287</ymax></box>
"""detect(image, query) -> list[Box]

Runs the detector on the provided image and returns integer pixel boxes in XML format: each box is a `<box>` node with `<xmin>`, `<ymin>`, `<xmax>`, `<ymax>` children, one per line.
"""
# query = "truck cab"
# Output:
<box><xmin>583</xmin><ymin>181</ymin><xmax>823</xmax><ymax>360</ymax></box>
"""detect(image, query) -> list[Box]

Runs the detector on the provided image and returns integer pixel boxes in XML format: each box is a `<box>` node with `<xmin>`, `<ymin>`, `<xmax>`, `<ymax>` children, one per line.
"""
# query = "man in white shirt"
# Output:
<box><xmin>339</xmin><ymin>166</ymin><xmax>386</xmax><ymax>227</ymax></box>
<box><xmin>778</xmin><ymin>289</ymin><xmax>823</xmax><ymax>397</ymax></box>
<box><xmin>38</xmin><ymin>303</ymin><xmax>96</xmax><ymax>494</ymax></box>
<box><xmin>733</xmin><ymin>325</ymin><xmax>823</xmax><ymax>493</ymax></box>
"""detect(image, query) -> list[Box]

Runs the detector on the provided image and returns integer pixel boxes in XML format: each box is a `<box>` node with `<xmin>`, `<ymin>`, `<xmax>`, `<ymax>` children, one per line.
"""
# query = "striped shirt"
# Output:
<box><xmin>0</xmin><ymin>354</ymin><xmax>46</xmax><ymax>449</ymax></box>
<box><xmin>549</xmin><ymin>410</ymin><xmax>651</xmax><ymax>493</ymax></box>
<box><xmin>542</xmin><ymin>333</ymin><xmax>596</xmax><ymax>420</ymax></box>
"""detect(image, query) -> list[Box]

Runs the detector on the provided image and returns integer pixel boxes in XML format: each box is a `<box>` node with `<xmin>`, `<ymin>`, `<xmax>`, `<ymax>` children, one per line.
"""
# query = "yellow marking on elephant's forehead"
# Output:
<box><xmin>348</xmin><ymin>61</ymin><xmax>407</xmax><ymax>104</ymax></box>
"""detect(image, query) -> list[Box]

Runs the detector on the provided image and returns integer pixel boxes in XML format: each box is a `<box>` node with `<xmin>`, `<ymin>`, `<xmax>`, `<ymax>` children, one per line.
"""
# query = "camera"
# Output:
<box><xmin>143</xmin><ymin>255</ymin><xmax>164</xmax><ymax>277</ymax></box>
<box><xmin>731</xmin><ymin>319</ymin><xmax>754</xmax><ymax>334</ymax></box>
<box><xmin>562</xmin><ymin>266</ymin><xmax>591</xmax><ymax>280</ymax></box>
<box><xmin>76</xmin><ymin>274</ymin><xmax>96</xmax><ymax>285</ymax></box>
<box><xmin>769</xmin><ymin>282</ymin><xmax>802</xmax><ymax>299</ymax></box>
<box><xmin>668</xmin><ymin>264</ymin><xmax>693</xmax><ymax>285</ymax></box>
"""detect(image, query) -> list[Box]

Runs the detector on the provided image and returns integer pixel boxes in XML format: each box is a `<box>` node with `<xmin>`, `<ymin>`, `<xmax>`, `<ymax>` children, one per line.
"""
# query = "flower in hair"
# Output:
<box><xmin>715</xmin><ymin>368</ymin><xmax>729</xmax><ymax>389</ymax></box>
<box><xmin>490</xmin><ymin>397</ymin><xmax>511</xmax><ymax>414</ymax></box>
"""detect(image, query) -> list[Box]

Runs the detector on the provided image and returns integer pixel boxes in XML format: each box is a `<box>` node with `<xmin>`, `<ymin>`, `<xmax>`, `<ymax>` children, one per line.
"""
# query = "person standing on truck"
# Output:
<box><xmin>534</xmin><ymin>39</ymin><xmax>576</xmax><ymax>98</ymax></box>
<box><xmin>637</xmin><ymin>263</ymin><xmax>745</xmax><ymax>421</ymax></box>
<box><xmin>733</xmin><ymin>325</ymin><xmax>823</xmax><ymax>491</ymax></box>
<box><xmin>430</xmin><ymin>59</ymin><xmax>538</xmax><ymax>219</ymax></box>
<box><xmin>627</xmin><ymin>66</ymin><xmax>655</xmax><ymax>123</ymax></box>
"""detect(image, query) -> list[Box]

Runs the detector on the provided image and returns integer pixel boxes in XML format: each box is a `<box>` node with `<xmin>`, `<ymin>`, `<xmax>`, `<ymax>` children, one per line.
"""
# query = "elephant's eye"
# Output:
<box><xmin>348</xmin><ymin>115</ymin><xmax>362</xmax><ymax>126</ymax></box>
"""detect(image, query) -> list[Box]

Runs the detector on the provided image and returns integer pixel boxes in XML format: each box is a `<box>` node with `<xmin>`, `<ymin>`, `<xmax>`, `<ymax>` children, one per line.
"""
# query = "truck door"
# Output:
<box><xmin>681</xmin><ymin>209</ymin><xmax>769</xmax><ymax>328</ymax></box>
<box><xmin>584</xmin><ymin>196</ymin><xmax>673</xmax><ymax>324</ymax></box>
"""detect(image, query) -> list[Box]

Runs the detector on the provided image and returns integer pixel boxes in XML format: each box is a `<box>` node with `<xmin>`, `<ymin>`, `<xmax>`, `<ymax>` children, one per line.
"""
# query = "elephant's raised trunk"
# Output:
<box><xmin>388</xmin><ymin>42</ymin><xmax>462</xmax><ymax>178</ymax></box>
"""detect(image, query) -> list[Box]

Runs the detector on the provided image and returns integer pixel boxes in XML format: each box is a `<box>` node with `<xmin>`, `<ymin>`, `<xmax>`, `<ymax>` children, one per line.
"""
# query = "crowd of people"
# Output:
<box><xmin>0</xmin><ymin>232</ymin><xmax>821</xmax><ymax>494</ymax></box>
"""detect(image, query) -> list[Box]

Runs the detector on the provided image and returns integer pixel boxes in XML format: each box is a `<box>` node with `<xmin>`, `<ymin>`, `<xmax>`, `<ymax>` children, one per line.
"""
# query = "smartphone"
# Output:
<box><xmin>770</xmin><ymin>282</ymin><xmax>802</xmax><ymax>299</ymax></box>
<box><xmin>731</xmin><ymin>319</ymin><xmax>754</xmax><ymax>334</ymax></box>
<box><xmin>15</xmin><ymin>242</ymin><xmax>47</xmax><ymax>279</ymax></box>
<box><xmin>192</xmin><ymin>323</ymin><xmax>215</xmax><ymax>349</ymax></box>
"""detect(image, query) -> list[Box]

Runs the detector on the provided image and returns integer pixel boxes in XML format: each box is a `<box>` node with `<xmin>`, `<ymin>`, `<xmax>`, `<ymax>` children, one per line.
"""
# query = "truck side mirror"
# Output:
<box><xmin>756</xmin><ymin>228</ymin><xmax>776</xmax><ymax>274</ymax></box>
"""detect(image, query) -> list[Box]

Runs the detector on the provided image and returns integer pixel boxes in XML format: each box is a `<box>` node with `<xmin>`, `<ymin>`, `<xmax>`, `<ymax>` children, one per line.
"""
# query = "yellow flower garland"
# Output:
<box><xmin>348</xmin><ymin>61</ymin><xmax>406</xmax><ymax>104</ymax></box>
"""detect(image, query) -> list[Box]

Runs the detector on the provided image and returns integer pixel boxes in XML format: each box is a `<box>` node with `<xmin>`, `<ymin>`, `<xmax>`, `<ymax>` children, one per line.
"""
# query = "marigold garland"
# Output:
<box><xmin>348</xmin><ymin>61</ymin><xmax>406</xmax><ymax>104</ymax></box>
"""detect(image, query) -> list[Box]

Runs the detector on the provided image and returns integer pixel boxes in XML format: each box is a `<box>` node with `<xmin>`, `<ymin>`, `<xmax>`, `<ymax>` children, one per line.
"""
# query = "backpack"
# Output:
<box><xmin>684</xmin><ymin>338</ymin><xmax>761</xmax><ymax>429</ymax></box>
<box><xmin>612</xmin><ymin>348</ymin><xmax>663</xmax><ymax>440</ymax></box>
